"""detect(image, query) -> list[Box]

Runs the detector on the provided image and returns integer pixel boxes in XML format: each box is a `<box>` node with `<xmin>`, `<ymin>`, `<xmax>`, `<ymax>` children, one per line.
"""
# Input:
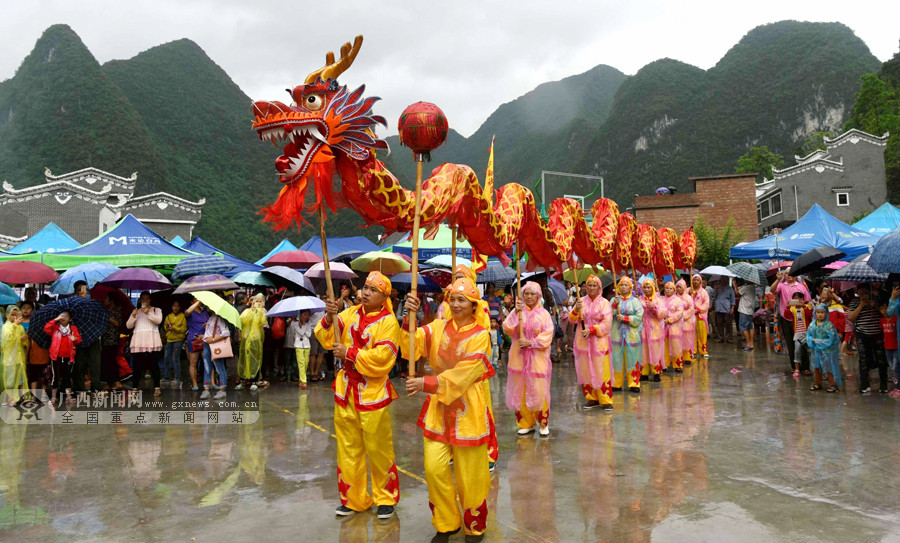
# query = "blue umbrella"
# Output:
<box><xmin>172</xmin><ymin>255</ymin><xmax>236</xmax><ymax>282</ymax></box>
<box><xmin>868</xmin><ymin>227</ymin><xmax>900</xmax><ymax>274</ymax></box>
<box><xmin>0</xmin><ymin>282</ymin><xmax>20</xmax><ymax>305</ymax></box>
<box><xmin>28</xmin><ymin>296</ymin><xmax>109</xmax><ymax>349</ymax></box>
<box><xmin>477</xmin><ymin>263</ymin><xmax>517</xmax><ymax>286</ymax></box>
<box><xmin>389</xmin><ymin>272</ymin><xmax>442</xmax><ymax>293</ymax></box>
<box><xmin>546</xmin><ymin>279</ymin><xmax>567</xmax><ymax>305</ymax></box>
<box><xmin>261</xmin><ymin>266</ymin><xmax>315</xmax><ymax>295</ymax></box>
<box><xmin>50</xmin><ymin>262</ymin><xmax>120</xmax><ymax>295</ymax></box>
<box><xmin>267</xmin><ymin>296</ymin><xmax>326</xmax><ymax>318</ymax></box>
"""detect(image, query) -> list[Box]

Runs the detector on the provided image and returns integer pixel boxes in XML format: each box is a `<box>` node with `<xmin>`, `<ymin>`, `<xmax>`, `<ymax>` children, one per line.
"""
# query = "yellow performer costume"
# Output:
<box><xmin>438</xmin><ymin>264</ymin><xmax>498</xmax><ymax>465</ymax></box>
<box><xmin>404</xmin><ymin>278</ymin><xmax>493</xmax><ymax>539</ymax></box>
<box><xmin>315</xmin><ymin>271</ymin><xmax>401</xmax><ymax>513</ymax></box>
<box><xmin>1</xmin><ymin>306</ymin><xmax>28</xmax><ymax>403</ymax></box>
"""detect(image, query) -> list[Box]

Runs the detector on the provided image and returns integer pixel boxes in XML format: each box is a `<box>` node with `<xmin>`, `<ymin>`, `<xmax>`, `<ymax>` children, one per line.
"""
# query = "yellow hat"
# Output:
<box><xmin>448</xmin><ymin>277</ymin><xmax>480</xmax><ymax>304</ymax></box>
<box><xmin>365</xmin><ymin>271</ymin><xmax>393</xmax><ymax>313</ymax></box>
<box><xmin>453</xmin><ymin>264</ymin><xmax>476</xmax><ymax>283</ymax></box>
<box><xmin>586</xmin><ymin>274</ymin><xmax>602</xmax><ymax>286</ymax></box>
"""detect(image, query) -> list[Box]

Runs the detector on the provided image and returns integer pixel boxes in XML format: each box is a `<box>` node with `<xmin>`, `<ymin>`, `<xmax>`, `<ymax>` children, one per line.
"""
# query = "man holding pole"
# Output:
<box><xmin>315</xmin><ymin>271</ymin><xmax>401</xmax><ymax>519</ymax></box>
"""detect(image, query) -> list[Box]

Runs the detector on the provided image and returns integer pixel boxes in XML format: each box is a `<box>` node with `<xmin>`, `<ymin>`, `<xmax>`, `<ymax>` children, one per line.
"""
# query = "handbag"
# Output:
<box><xmin>209</xmin><ymin>317</ymin><xmax>234</xmax><ymax>360</ymax></box>
<box><xmin>271</xmin><ymin>317</ymin><xmax>286</xmax><ymax>340</ymax></box>
<box><xmin>190</xmin><ymin>334</ymin><xmax>205</xmax><ymax>352</ymax></box>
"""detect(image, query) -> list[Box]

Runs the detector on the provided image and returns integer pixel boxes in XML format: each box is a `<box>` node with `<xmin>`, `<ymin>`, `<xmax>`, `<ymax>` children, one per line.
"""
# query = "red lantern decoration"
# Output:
<box><xmin>398</xmin><ymin>102</ymin><xmax>448</xmax><ymax>161</ymax></box>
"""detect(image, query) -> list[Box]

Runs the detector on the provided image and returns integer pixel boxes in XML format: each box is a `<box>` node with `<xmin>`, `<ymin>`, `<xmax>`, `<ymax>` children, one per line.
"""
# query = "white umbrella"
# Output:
<box><xmin>304</xmin><ymin>262</ymin><xmax>357</xmax><ymax>280</ymax></box>
<box><xmin>267</xmin><ymin>296</ymin><xmax>327</xmax><ymax>318</ymax></box>
<box><xmin>699</xmin><ymin>265</ymin><xmax>737</xmax><ymax>279</ymax></box>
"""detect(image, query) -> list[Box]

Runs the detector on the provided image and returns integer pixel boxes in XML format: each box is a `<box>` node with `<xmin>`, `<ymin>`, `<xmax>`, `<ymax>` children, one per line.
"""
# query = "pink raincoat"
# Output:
<box><xmin>504</xmin><ymin>302</ymin><xmax>555</xmax><ymax>412</ymax></box>
<box><xmin>640</xmin><ymin>280</ymin><xmax>667</xmax><ymax>374</ymax></box>
<box><xmin>569</xmin><ymin>294</ymin><xmax>613</xmax><ymax>390</ymax></box>
<box><xmin>662</xmin><ymin>287</ymin><xmax>684</xmax><ymax>365</ymax></box>
<box><xmin>677</xmin><ymin>280</ymin><xmax>696</xmax><ymax>359</ymax></box>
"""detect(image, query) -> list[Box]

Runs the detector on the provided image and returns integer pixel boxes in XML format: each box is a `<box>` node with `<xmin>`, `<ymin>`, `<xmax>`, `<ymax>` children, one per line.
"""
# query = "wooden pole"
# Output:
<box><xmin>408</xmin><ymin>159</ymin><xmax>425</xmax><ymax>379</ymax></box>
<box><xmin>516</xmin><ymin>244</ymin><xmax>524</xmax><ymax>338</ymax></box>
<box><xmin>318</xmin><ymin>206</ymin><xmax>335</xmax><ymax>302</ymax></box>
<box><xmin>451</xmin><ymin>225</ymin><xmax>457</xmax><ymax>270</ymax></box>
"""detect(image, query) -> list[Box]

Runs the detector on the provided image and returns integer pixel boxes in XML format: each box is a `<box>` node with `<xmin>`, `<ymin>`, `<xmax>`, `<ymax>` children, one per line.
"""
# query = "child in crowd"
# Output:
<box><xmin>162</xmin><ymin>300</ymin><xmax>187</xmax><ymax>387</ymax></box>
<box><xmin>879</xmin><ymin>301</ymin><xmax>899</xmax><ymax>388</ymax></box>
<box><xmin>789</xmin><ymin>292</ymin><xmax>812</xmax><ymax>378</ymax></box>
<box><xmin>807</xmin><ymin>303</ymin><xmax>842</xmax><ymax>393</ymax></box>
<box><xmin>290</xmin><ymin>310</ymin><xmax>314</xmax><ymax>389</ymax></box>
<box><xmin>489</xmin><ymin>318</ymin><xmax>501</xmax><ymax>371</ymax></box>
<box><xmin>45</xmin><ymin>311</ymin><xmax>81</xmax><ymax>406</ymax></box>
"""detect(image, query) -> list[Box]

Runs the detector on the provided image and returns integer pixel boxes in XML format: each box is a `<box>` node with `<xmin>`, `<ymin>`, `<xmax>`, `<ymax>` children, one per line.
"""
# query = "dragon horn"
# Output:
<box><xmin>305</xmin><ymin>35</ymin><xmax>363</xmax><ymax>84</ymax></box>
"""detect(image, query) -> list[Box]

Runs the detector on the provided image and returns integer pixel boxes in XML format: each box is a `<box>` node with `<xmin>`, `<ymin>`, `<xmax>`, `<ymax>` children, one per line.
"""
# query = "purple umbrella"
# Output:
<box><xmin>173</xmin><ymin>274</ymin><xmax>238</xmax><ymax>294</ymax></box>
<box><xmin>100</xmin><ymin>268</ymin><xmax>173</xmax><ymax>291</ymax></box>
<box><xmin>304</xmin><ymin>262</ymin><xmax>358</xmax><ymax>280</ymax></box>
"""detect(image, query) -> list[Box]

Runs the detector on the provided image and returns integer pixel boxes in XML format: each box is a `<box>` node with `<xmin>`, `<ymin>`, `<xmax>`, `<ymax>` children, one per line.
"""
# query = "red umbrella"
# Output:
<box><xmin>0</xmin><ymin>260</ymin><xmax>59</xmax><ymax>284</ymax></box>
<box><xmin>263</xmin><ymin>250</ymin><xmax>323</xmax><ymax>270</ymax></box>
<box><xmin>766</xmin><ymin>261</ymin><xmax>793</xmax><ymax>277</ymax></box>
<box><xmin>421</xmin><ymin>268</ymin><xmax>452</xmax><ymax>288</ymax></box>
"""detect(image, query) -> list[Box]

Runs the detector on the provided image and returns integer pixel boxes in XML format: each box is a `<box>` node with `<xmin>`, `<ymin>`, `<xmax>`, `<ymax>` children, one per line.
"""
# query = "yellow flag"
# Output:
<box><xmin>484</xmin><ymin>136</ymin><xmax>495</xmax><ymax>206</ymax></box>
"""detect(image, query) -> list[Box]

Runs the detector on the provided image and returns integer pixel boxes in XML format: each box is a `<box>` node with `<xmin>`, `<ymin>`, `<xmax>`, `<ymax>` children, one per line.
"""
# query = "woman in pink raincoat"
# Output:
<box><xmin>640</xmin><ymin>279</ymin><xmax>667</xmax><ymax>382</ymax></box>
<box><xmin>662</xmin><ymin>282</ymin><xmax>685</xmax><ymax>373</ymax></box>
<box><xmin>504</xmin><ymin>281</ymin><xmax>555</xmax><ymax>437</ymax></box>
<box><xmin>676</xmin><ymin>279</ymin><xmax>696</xmax><ymax>366</ymax></box>
<box><xmin>691</xmin><ymin>274</ymin><xmax>711</xmax><ymax>359</ymax></box>
<box><xmin>569</xmin><ymin>274</ymin><xmax>614</xmax><ymax>411</ymax></box>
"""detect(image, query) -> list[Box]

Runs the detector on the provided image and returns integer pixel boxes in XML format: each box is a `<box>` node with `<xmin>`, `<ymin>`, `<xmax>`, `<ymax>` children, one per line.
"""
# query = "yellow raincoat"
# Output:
<box><xmin>238</xmin><ymin>307</ymin><xmax>267</xmax><ymax>380</ymax></box>
<box><xmin>1</xmin><ymin>321</ymin><xmax>28</xmax><ymax>402</ymax></box>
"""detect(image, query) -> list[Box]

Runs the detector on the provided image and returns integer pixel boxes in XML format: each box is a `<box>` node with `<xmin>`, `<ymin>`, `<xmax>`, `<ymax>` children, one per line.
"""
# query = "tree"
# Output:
<box><xmin>844</xmin><ymin>74</ymin><xmax>900</xmax><ymax>136</ymax></box>
<box><xmin>736</xmin><ymin>146</ymin><xmax>784</xmax><ymax>183</ymax></box>
<box><xmin>795</xmin><ymin>130</ymin><xmax>837</xmax><ymax>157</ymax></box>
<box><xmin>694</xmin><ymin>216</ymin><xmax>747</xmax><ymax>269</ymax></box>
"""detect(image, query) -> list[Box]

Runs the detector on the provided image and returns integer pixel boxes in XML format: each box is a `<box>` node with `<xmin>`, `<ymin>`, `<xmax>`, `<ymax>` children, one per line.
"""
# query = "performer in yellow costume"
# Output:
<box><xmin>315</xmin><ymin>271</ymin><xmax>401</xmax><ymax>519</ymax></box>
<box><xmin>404</xmin><ymin>277</ymin><xmax>494</xmax><ymax>542</ymax></box>
<box><xmin>438</xmin><ymin>264</ymin><xmax>498</xmax><ymax>470</ymax></box>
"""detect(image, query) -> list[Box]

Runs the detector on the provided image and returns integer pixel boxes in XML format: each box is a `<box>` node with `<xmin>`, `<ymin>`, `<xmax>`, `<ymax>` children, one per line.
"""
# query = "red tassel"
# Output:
<box><xmin>259</xmin><ymin>161</ymin><xmax>338</xmax><ymax>232</ymax></box>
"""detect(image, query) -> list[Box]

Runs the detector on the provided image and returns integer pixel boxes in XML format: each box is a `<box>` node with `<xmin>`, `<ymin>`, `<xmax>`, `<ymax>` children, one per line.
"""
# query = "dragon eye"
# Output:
<box><xmin>304</xmin><ymin>94</ymin><xmax>325</xmax><ymax>111</ymax></box>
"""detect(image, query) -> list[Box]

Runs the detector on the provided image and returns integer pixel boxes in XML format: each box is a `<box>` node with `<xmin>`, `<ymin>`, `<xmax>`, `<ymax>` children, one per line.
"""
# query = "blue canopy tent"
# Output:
<box><xmin>181</xmin><ymin>237</ymin><xmax>263</xmax><ymax>277</ymax></box>
<box><xmin>389</xmin><ymin>224</ymin><xmax>475</xmax><ymax>261</ymax></box>
<box><xmin>853</xmin><ymin>203</ymin><xmax>900</xmax><ymax>236</ymax></box>
<box><xmin>40</xmin><ymin>214</ymin><xmax>199</xmax><ymax>270</ymax></box>
<box><xmin>8</xmin><ymin>222</ymin><xmax>79</xmax><ymax>254</ymax></box>
<box><xmin>299</xmin><ymin>236</ymin><xmax>381</xmax><ymax>260</ymax></box>
<box><xmin>170</xmin><ymin>235</ymin><xmax>187</xmax><ymax>247</ymax></box>
<box><xmin>255</xmin><ymin>239</ymin><xmax>298</xmax><ymax>265</ymax></box>
<box><xmin>730</xmin><ymin>204</ymin><xmax>878</xmax><ymax>261</ymax></box>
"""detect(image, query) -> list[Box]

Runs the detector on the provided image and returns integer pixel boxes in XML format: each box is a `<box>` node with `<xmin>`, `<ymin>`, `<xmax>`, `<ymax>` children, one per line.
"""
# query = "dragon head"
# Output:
<box><xmin>252</xmin><ymin>36</ymin><xmax>388</xmax><ymax>186</ymax></box>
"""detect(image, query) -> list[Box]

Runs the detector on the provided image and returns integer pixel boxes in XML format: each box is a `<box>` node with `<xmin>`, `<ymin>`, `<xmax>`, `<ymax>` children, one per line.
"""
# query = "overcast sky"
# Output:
<box><xmin>1</xmin><ymin>0</ymin><xmax>898</xmax><ymax>138</ymax></box>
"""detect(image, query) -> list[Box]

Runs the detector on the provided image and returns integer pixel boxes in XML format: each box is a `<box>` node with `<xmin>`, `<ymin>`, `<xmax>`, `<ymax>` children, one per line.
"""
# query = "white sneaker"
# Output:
<box><xmin>214</xmin><ymin>389</ymin><xmax>226</xmax><ymax>400</ymax></box>
<box><xmin>250</xmin><ymin>384</ymin><xmax>258</xmax><ymax>391</ymax></box>
<box><xmin>200</xmin><ymin>389</ymin><xmax>210</xmax><ymax>399</ymax></box>
<box><xmin>539</xmin><ymin>426</ymin><xmax>550</xmax><ymax>437</ymax></box>
<box><xmin>516</xmin><ymin>427</ymin><xmax>534</xmax><ymax>436</ymax></box>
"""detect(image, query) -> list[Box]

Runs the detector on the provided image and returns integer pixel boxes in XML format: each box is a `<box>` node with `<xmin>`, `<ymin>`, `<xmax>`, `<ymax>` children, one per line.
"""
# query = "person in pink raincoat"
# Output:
<box><xmin>662</xmin><ymin>281</ymin><xmax>685</xmax><ymax>373</ymax></box>
<box><xmin>569</xmin><ymin>274</ymin><xmax>614</xmax><ymax>411</ymax></box>
<box><xmin>504</xmin><ymin>281</ymin><xmax>555</xmax><ymax>437</ymax></box>
<box><xmin>676</xmin><ymin>279</ymin><xmax>696</xmax><ymax>366</ymax></box>
<box><xmin>691</xmin><ymin>274</ymin><xmax>711</xmax><ymax>359</ymax></box>
<box><xmin>640</xmin><ymin>279</ymin><xmax>667</xmax><ymax>382</ymax></box>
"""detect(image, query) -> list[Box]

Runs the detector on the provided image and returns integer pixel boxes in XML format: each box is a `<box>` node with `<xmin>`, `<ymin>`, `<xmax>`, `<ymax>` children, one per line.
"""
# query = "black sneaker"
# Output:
<box><xmin>879</xmin><ymin>388</ymin><xmax>888</xmax><ymax>394</ymax></box>
<box><xmin>335</xmin><ymin>505</ymin><xmax>356</xmax><ymax>516</ymax></box>
<box><xmin>675</xmin><ymin>368</ymin><xmax>683</xmax><ymax>373</ymax></box>
<box><xmin>639</xmin><ymin>375</ymin><xmax>649</xmax><ymax>381</ymax></box>
<box><xmin>584</xmin><ymin>400</ymin><xmax>599</xmax><ymax>409</ymax></box>
<box><xmin>376</xmin><ymin>505</ymin><xmax>395</xmax><ymax>519</ymax></box>
<box><xmin>629</xmin><ymin>387</ymin><xmax>640</xmax><ymax>394</ymax></box>
<box><xmin>859</xmin><ymin>387</ymin><xmax>871</xmax><ymax>394</ymax></box>
<box><xmin>653</xmin><ymin>374</ymin><xmax>661</xmax><ymax>382</ymax></box>
<box><xmin>600</xmin><ymin>404</ymin><xmax>613</xmax><ymax>412</ymax></box>
<box><xmin>465</xmin><ymin>534</ymin><xmax>485</xmax><ymax>542</ymax></box>
<box><xmin>684</xmin><ymin>360</ymin><xmax>692</xmax><ymax>366</ymax></box>
<box><xmin>431</xmin><ymin>529</ymin><xmax>460</xmax><ymax>543</ymax></box>
<box><xmin>612</xmin><ymin>386</ymin><xmax>622</xmax><ymax>391</ymax></box>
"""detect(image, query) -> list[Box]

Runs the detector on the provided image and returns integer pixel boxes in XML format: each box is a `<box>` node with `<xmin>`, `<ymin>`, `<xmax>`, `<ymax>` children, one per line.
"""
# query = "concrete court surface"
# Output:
<box><xmin>1</xmin><ymin>342</ymin><xmax>900</xmax><ymax>543</ymax></box>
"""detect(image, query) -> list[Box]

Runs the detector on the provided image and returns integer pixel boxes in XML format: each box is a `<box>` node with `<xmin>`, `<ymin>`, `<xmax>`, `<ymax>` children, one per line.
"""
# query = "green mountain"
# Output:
<box><xmin>572</xmin><ymin>21</ymin><xmax>882</xmax><ymax>207</ymax></box>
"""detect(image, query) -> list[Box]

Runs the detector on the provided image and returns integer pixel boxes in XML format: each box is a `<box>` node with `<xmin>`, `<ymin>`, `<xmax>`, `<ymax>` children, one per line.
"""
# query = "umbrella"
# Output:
<box><xmin>173</xmin><ymin>274</ymin><xmax>238</xmax><ymax>294</ymax></box>
<box><xmin>230</xmin><ymin>271</ymin><xmax>275</xmax><ymax>288</ymax></box>
<box><xmin>0</xmin><ymin>261</ymin><xmax>58</xmax><ymax>284</ymax></box>
<box><xmin>172</xmin><ymin>255</ymin><xmax>236</xmax><ymax>282</ymax></box>
<box><xmin>267</xmin><ymin>296</ymin><xmax>327</xmax><ymax>318</ymax></box>
<box><xmin>477</xmin><ymin>263</ymin><xmax>517</xmax><ymax>286</ymax></box>
<box><xmin>389</xmin><ymin>273</ymin><xmax>442</xmax><ymax>293</ymax></box>
<box><xmin>869</xmin><ymin>227</ymin><xmax>900</xmax><ymax>274</ymax></box>
<box><xmin>90</xmin><ymin>284</ymin><xmax>135</xmax><ymax>315</ymax></box>
<box><xmin>0</xmin><ymin>283</ymin><xmax>20</xmax><ymax>305</ymax></box>
<box><xmin>546</xmin><ymin>279</ymin><xmax>567</xmax><ymax>305</ymax></box>
<box><xmin>727</xmin><ymin>262</ymin><xmax>768</xmax><ymax>286</ymax></box>
<box><xmin>28</xmin><ymin>296</ymin><xmax>109</xmax><ymax>349</ymax></box>
<box><xmin>420</xmin><ymin>268</ymin><xmax>453</xmax><ymax>288</ymax></box>
<box><xmin>261</xmin><ymin>266</ymin><xmax>315</xmax><ymax>295</ymax></box>
<box><xmin>263</xmin><ymin>250</ymin><xmax>323</xmax><ymax>269</ymax></box>
<box><xmin>562</xmin><ymin>267</ymin><xmax>604</xmax><ymax>285</ymax></box>
<box><xmin>829</xmin><ymin>254</ymin><xmax>887</xmax><ymax>283</ymax></box>
<box><xmin>304</xmin><ymin>262</ymin><xmax>358</xmax><ymax>280</ymax></box>
<box><xmin>824</xmin><ymin>260</ymin><xmax>849</xmax><ymax>271</ymax></box>
<box><xmin>331</xmin><ymin>250</ymin><xmax>366</xmax><ymax>262</ymax></box>
<box><xmin>699</xmin><ymin>265</ymin><xmax>737</xmax><ymax>278</ymax></box>
<box><xmin>789</xmin><ymin>246</ymin><xmax>845</xmax><ymax>277</ymax></box>
<box><xmin>190</xmin><ymin>290</ymin><xmax>240</xmax><ymax>328</ymax></box>
<box><xmin>50</xmin><ymin>262</ymin><xmax>120</xmax><ymax>295</ymax></box>
<box><xmin>100</xmin><ymin>268</ymin><xmax>173</xmax><ymax>291</ymax></box>
<box><xmin>766</xmin><ymin>261</ymin><xmax>793</xmax><ymax>277</ymax></box>
<box><xmin>425</xmin><ymin>255</ymin><xmax>472</xmax><ymax>269</ymax></box>
<box><xmin>350</xmin><ymin>252</ymin><xmax>412</xmax><ymax>275</ymax></box>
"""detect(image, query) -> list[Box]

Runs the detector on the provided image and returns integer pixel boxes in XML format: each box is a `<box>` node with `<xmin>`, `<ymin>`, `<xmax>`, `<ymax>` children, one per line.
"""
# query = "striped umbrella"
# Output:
<box><xmin>173</xmin><ymin>274</ymin><xmax>238</xmax><ymax>294</ymax></box>
<box><xmin>828</xmin><ymin>254</ymin><xmax>887</xmax><ymax>283</ymax></box>
<box><xmin>476</xmin><ymin>262</ymin><xmax>517</xmax><ymax>286</ymax></box>
<box><xmin>727</xmin><ymin>262</ymin><xmax>768</xmax><ymax>286</ymax></box>
<box><xmin>172</xmin><ymin>255</ymin><xmax>236</xmax><ymax>282</ymax></box>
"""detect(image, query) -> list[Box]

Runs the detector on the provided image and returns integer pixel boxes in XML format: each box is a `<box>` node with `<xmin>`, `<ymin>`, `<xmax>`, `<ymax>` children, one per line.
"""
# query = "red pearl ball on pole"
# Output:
<box><xmin>398</xmin><ymin>102</ymin><xmax>448</xmax><ymax>162</ymax></box>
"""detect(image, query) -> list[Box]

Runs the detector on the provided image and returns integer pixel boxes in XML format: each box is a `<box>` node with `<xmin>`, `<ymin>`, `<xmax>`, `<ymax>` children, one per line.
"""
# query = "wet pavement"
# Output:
<box><xmin>2</xmin><ymin>342</ymin><xmax>900</xmax><ymax>543</ymax></box>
